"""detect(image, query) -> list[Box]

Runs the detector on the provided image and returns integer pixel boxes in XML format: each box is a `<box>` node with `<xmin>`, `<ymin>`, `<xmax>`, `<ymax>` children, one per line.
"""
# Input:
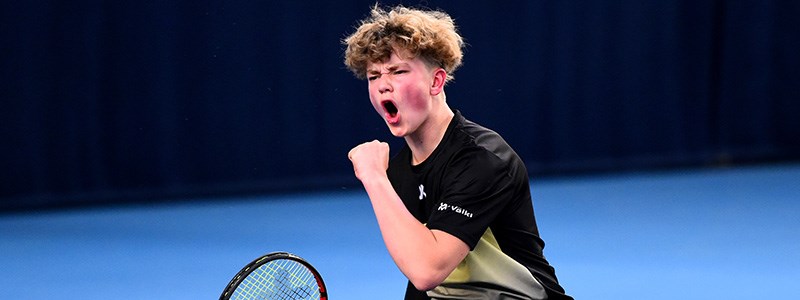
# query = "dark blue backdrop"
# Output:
<box><xmin>2</xmin><ymin>1</ymin><xmax>799</xmax><ymax>210</ymax></box>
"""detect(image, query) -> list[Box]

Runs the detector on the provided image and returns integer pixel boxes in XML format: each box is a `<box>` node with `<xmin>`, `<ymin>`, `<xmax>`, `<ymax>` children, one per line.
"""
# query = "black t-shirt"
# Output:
<box><xmin>388</xmin><ymin>111</ymin><xmax>572</xmax><ymax>300</ymax></box>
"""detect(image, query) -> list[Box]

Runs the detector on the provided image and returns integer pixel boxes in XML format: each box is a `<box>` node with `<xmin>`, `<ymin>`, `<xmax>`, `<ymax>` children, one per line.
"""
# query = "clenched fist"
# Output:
<box><xmin>348</xmin><ymin>140</ymin><xmax>390</xmax><ymax>182</ymax></box>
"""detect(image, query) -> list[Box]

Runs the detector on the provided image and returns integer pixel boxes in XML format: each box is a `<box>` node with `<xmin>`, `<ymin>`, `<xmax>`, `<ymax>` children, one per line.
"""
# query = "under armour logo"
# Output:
<box><xmin>418</xmin><ymin>184</ymin><xmax>426</xmax><ymax>200</ymax></box>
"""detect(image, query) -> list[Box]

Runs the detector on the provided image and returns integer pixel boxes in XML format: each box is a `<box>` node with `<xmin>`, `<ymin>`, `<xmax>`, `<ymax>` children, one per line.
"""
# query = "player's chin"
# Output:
<box><xmin>386</xmin><ymin>124</ymin><xmax>407</xmax><ymax>137</ymax></box>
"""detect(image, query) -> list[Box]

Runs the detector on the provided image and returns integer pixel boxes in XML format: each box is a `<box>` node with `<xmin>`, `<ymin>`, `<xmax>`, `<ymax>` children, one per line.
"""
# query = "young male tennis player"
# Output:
<box><xmin>344</xmin><ymin>5</ymin><xmax>572</xmax><ymax>300</ymax></box>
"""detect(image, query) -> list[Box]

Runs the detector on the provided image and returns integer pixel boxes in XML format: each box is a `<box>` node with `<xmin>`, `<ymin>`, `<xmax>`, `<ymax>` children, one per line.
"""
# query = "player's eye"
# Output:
<box><xmin>367</xmin><ymin>75</ymin><xmax>379</xmax><ymax>81</ymax></box>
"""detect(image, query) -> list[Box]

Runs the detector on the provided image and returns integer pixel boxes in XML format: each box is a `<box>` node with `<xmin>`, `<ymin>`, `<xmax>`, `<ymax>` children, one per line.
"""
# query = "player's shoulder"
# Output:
<box><xmin>451</xmin><ymin>114</ymin><xmax>516</xmax><ymax>164</ymax></box>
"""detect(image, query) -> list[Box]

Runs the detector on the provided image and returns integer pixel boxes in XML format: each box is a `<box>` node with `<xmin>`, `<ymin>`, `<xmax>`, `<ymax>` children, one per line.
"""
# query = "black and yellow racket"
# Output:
<box><xmin>219</xmin><ymin>252</ymin><xmax>328</xmax><ymax>300</ymax></box>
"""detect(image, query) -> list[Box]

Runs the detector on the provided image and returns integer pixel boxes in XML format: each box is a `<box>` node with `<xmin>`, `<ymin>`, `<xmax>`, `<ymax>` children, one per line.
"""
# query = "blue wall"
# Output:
<box><xmin>2</xmin><ymin>1</ymin><xmax>799</xmax><ymax>210</ymax></box>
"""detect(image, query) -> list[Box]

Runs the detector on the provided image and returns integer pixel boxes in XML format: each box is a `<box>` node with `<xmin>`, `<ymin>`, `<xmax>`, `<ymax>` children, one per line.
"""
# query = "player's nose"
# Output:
<box><xmin>377</xmin><ymin>77</ymin><xmax>393</xmax><ymax>94</ymax></box>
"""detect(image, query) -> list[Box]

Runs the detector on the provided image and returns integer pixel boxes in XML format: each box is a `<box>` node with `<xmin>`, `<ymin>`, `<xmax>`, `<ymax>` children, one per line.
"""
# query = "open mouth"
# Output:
<box><xmin>382</xmin><ymin>100</ymin><xmax>398</xmax><ymax>117</ymax></box>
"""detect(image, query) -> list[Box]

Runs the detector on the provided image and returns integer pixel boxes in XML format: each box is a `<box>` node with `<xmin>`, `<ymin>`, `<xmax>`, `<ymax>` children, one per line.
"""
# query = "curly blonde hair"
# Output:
<box><xmin>343</xmin><ymin>5</ymin><xmax>464</xmax><ymax>82</ymax></box>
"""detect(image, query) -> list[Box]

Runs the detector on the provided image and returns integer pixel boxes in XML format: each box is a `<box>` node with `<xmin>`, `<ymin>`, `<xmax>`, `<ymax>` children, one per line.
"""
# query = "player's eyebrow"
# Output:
<box><xmin>366</xmin><ymin>63</ymin><xmax>409</xmax><ymax>75</ymax></box>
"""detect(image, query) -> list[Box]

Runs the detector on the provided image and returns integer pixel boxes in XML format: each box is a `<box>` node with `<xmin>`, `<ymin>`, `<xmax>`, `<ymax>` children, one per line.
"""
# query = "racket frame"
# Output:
<box><xmin>219</xmin><ymin>251</ymin><xmax>328</xmax><ymax>300</ymax></box>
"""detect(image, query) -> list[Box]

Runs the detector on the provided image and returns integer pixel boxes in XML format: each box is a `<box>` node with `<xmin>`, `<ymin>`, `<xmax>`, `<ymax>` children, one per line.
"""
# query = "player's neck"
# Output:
<box><xmin>406</xmin><ymin>103</ymin><xmax>454</xmax><ymax>166</ymax></box>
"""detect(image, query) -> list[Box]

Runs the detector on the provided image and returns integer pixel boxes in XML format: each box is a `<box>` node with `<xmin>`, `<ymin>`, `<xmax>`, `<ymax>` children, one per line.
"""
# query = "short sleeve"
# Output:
<box><xmin>425</xmin><ymin>147</ymin><xmax>515</xmax><ymax>249</ymax></box>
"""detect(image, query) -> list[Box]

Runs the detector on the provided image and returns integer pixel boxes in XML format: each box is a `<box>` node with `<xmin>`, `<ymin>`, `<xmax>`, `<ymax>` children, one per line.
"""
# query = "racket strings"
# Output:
<box><xmin>231</xmin><ymin>259</ymin><xmax>320</xmax><ymax>300</ymax></box>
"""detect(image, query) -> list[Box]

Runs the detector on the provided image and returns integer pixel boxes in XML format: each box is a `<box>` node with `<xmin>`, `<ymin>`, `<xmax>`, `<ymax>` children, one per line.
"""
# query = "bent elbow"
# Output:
<box><xmin>409</xmin><ymin>277</ymin><xmax>440</xmax><ymax>292</ymax></box>
<box><xmin>408</xmin><ymin>270</ymin><xmax>448</xmax><ymax>291</ymax></box>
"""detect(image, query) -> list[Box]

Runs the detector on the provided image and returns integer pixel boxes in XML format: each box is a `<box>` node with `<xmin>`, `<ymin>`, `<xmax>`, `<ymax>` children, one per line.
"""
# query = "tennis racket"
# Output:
<box><xmin>219</xmin><ymin>252</ymin><xmax>328</xmax><ymax>300</ymax></box>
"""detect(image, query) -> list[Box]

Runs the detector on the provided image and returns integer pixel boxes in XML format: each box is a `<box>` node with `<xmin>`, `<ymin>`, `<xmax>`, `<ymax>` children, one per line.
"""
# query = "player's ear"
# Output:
<box><xmin>430</xmin><ymin>68</ymin><xmax>446</xmax><ymax>96</ymax></box>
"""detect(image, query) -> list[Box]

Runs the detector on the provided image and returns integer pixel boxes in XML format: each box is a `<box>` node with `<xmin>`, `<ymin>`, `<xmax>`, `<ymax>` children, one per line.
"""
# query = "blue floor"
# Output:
<box><xmin>2</xmin><ymin>163</ymin><xmax>798</xmax><ymax>299</ymax></box>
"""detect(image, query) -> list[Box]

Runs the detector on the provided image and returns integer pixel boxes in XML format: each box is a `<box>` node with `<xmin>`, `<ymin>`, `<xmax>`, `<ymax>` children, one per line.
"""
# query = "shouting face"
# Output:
<box><xmin>366</xmin><ymin>49</ymin><xmax>441</xmax><ymax>138</ymax></box>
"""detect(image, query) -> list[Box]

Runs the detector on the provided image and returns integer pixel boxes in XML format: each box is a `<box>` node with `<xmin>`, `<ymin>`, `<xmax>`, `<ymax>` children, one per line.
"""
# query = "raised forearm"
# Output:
<box><xmin>360</xmin><ymin>175</ymin><xmax>467</xmax><ymax>291</ymax></box>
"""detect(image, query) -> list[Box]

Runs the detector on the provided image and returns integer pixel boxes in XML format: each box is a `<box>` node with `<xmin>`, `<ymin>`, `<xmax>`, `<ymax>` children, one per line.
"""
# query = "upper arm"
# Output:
<box><xmin>432</xmin><ymin>229</ymin><xmax>470</xmax><ymax>265</ymax></box>
<box><xmin>410</xmin><ymin>229</ymin><xmax>470</xmax><ymax>291</ymax></box>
